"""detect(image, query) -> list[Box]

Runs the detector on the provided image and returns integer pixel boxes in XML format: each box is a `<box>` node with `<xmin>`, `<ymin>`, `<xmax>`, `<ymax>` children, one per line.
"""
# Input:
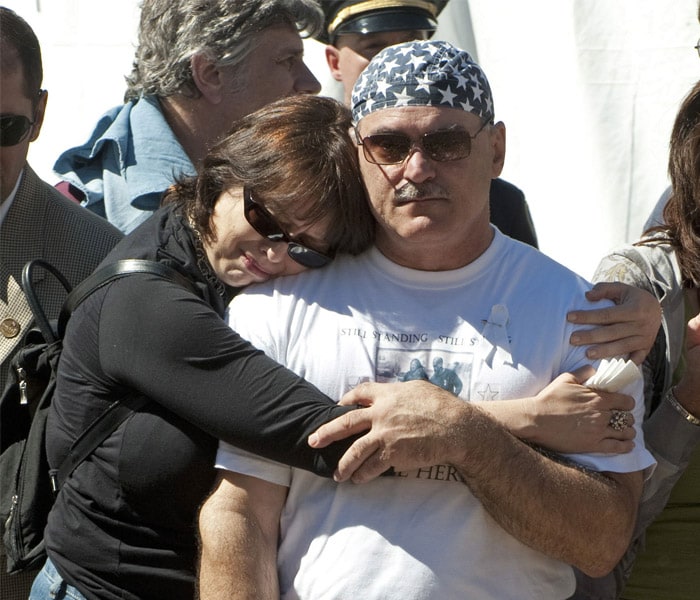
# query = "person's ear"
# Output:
<box><xmin>191</xmin><ymin>53</ymin><xmax>225</xmax><ymax>103</ymax></box>
<box><xmin>28</xmin><ymin>89</ymin><xmax>48</xmax><ymax>143</ymax></box>
<box><xmin>325</xmin><ymin>45</ymin><xmax>343</xmax><ymax>83</ymax></box>
<box><xmin>490</xmin><ymin>121</ymin><xmax>506</xmax><ymax>178</ymax></box>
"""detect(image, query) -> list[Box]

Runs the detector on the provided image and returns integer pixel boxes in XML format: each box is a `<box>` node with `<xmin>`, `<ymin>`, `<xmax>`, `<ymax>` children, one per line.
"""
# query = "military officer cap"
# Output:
<box><xmin>318</xmin><ymin>0</ymin><xmax>449</xmax><ymax>44</ymax></box>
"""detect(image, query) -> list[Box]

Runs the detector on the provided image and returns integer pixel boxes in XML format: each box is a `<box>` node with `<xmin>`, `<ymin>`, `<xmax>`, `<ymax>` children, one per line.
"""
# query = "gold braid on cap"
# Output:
<box><xmin>328</xmin><ymin>0</ymin><xmax>438</xmax><ymax>39</ymax></box>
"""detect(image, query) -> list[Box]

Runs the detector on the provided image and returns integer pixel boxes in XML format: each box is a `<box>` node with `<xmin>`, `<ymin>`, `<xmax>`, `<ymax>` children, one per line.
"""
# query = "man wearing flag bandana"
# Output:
<box><xmin>317</xmin><ymin>0</ymin><xmax>541</xmax><ymax>248</ymax></box>
<box><xmin>199</xmin><ymin>41</ymin><xmax>653</xmax><ymax>599</ymax></box>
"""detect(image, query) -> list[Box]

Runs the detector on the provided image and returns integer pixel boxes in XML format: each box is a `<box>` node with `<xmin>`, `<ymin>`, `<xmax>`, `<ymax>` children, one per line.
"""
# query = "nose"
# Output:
<box><xmin>296</xmin><ymin>61</ymin><xmax>322</xmax><ymax>95</ymax></box>
<box><xmin>401</xmin><ymin>146</ymin><xmax>436</xmax><ymax>183</ymax></box>
<box><xmin>265</xmin><ymin>240</ymin><xmax>288</xmax><ymax>264</ymax></box>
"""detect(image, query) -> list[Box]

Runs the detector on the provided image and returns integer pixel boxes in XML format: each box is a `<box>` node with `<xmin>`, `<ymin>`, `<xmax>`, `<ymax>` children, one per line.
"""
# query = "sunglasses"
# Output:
<box><xmin>0</xmin><ymin>114</ymin><xmax>35</xmax><ymax>147</ymax></box>
<box><xmin>243</xmin><ymin>188</ymin><xmax>333</xmax><ymax>269</ymax></box>
<box><xmin>355</xmin><ymin>121</ymin><xmax>490</xmax><ymax>165</ymax></box>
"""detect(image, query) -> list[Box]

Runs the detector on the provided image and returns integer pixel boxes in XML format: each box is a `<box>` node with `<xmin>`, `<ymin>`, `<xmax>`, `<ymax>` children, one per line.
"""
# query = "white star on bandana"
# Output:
<box><xmin>439</xmin><ymin>86</ymin><xmax>458</xmax><ymax>106</ymax></box>
<box><xmin>374</xmin><ymin>79</ymin><xmax>391</xmax><ymax>98</ymax></box>
<box><xmin>392</xmin><ymin>87</ymin><xmax>413</xmax><ymax>107</ymax></box>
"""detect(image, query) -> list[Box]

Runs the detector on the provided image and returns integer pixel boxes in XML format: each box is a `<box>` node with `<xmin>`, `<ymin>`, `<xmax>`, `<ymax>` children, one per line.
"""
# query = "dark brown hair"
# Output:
<box><xmin>643</xmin><ymin>81</ymin><xmax>700</xmax><ymax>287</ymax></box>
<box><xmin>163</xmin><ymin>94</ymin><xmax>375</xmax><ymax>256</ymax></box>
<box><xmin>0</xmin><ymin>8</ymin><xmax>43</xmax><ymax>107</ymax></box>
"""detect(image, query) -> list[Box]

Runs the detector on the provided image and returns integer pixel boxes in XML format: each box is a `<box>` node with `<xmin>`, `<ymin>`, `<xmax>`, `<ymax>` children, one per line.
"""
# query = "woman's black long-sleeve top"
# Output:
<box><xmin>44</xmin><ymin>205</ymin><xmax>352</xmax><ymax>600</ymax></box>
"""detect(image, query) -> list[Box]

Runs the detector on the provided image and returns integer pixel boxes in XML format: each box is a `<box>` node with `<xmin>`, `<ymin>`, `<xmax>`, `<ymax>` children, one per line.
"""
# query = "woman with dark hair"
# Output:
<box><xmin>30</xmin><ymin>94</ymin><xmax>375</xmax><ymax>600</ymax></box>
<box><xmin>574</xmin><ymin>80</ymin><xmax>700</xmax><ymax>599</ymax></box>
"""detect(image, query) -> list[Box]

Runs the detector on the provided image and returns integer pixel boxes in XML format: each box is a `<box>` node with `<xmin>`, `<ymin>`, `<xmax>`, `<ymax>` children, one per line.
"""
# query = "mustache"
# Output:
<box><xmin>394</xmin><ymin>182</ymin><xmax>448</xmax><ymax>202</ymax></box>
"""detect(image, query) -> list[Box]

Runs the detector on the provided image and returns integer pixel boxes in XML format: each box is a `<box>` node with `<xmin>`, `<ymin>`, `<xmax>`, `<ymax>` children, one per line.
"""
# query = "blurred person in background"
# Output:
<box><xmin>53</xmin><ymin>0</ymin><xmax>324</xmax><ymax>234</ymax></box>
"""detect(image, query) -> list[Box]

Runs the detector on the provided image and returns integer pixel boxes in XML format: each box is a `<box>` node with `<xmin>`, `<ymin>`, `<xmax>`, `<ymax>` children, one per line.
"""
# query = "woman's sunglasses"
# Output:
<box><xmin>243</xmin><ymin>188</ymin><xmax>333</xmax><ymax>269</ymax></box>
<box><xmin>0</xmin><ymin>115</ymin><xmax>35</xmax><ymax>147</ymax></box>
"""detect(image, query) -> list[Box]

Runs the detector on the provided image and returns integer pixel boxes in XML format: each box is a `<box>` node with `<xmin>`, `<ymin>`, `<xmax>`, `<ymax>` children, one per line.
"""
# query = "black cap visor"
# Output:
<box><xmin>333</xmin><ymin>9</ymin><xmax>437</xmax><ymax>41</ymax></box>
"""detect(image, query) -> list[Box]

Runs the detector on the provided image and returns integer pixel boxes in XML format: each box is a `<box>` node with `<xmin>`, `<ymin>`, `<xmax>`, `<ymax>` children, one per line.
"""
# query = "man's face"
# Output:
<box><xmin>0</xmin><ymin>57</ymin><xmax>44</xmax><ymax>202</ymax></box>
<box><xmin>355</xmin><ymin>106</ymin><xmax>505</xmax><ymax>270</ymax></box>
<box><xmin>326</xmin><ymin>30</ymin><xmax>430</xmax><ymax>105</ymax></box>
<box><xmin>219</xmin><ymin>24</ymin><xmax>321</xmax><ymax>123</ymax></box>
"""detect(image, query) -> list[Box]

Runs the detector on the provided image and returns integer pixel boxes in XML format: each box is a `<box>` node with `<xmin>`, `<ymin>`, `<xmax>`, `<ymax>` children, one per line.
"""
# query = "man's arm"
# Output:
<box><xmin>198</xmin><ymin>471</ymin><xmax>286</xmax><ymax>600</ymax></box>
<box><xmin>309</xmin><ymin>380</ymin><xmax>643</xmax><ymax>577</ymax></box>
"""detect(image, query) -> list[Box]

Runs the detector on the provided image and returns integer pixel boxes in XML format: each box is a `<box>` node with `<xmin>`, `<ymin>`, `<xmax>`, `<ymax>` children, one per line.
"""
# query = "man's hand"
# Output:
<box><xmin>567</xmin><ymin>282</ymin><xmax>661</xmax><ymax>364</ymax></box>
<box><xmin>308</xmin><ymin>380</ymin><xmax>472</xmax><ymax>483</ymax></box>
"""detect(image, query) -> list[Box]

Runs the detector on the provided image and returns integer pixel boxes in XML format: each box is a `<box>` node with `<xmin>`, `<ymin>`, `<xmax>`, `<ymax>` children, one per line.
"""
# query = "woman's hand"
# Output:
<box><xmin>672</xmin><ymin>313</ymin><xmax>700</xmax><ymax>418</ymax></box>
<box><xmin>567</xmin><ymin>282</ymin><xmax>661</xmax><ymax>365</ymax></box>
<box><xmin>481</xmin><ymin>367</ymin><xmax>636</xmax><ymax>454</ymax></box>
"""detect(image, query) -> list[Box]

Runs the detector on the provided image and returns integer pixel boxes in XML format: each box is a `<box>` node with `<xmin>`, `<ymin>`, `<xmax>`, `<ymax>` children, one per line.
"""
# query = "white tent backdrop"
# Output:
<box><xmin>5</xmin><ymin>0</ymin><xmax>699</xmax><ymax>279</ymax></box>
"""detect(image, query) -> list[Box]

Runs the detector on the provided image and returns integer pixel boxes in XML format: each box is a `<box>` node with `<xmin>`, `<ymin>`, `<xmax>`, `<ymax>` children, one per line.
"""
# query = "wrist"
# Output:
<box><xmin>665</xmin><ymin>387</ymin><xmax>700</xmax><ymax>426</ymax></box>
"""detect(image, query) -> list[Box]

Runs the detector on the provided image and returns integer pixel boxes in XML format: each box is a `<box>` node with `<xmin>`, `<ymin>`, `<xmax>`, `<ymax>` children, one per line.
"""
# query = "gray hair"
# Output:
<box><xmin>124</xmin><ymin>0</ymin><xmax>323</xmax><ymax>101</ymax></box>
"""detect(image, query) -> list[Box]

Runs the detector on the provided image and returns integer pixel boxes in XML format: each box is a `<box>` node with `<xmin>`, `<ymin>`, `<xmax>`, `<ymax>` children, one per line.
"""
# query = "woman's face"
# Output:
<box><xmin>202</xmin><ymin>188</ymin><xmax>331</xmax><ymax>287</ymax></box>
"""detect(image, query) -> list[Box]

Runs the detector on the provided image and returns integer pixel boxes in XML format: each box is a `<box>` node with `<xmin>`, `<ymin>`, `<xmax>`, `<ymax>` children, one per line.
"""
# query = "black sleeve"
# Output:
<box><xmin>98</xmin><ymin>274</ymin><xmax>355</xmax><ymax>476</ymax></box>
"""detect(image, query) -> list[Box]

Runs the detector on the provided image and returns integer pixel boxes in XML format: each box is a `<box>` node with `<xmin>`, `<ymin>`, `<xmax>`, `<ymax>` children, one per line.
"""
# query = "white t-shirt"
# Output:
<box><xmin>218</xmin><ymin>230</ymin><xmax>655</xmax><ymax>600</ymax></box>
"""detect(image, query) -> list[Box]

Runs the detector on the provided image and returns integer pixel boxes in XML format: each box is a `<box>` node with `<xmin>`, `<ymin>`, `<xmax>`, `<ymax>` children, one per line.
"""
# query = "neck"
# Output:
<box><xmin>159</xmin><ymin>95</ymin><xmax>216</xmax><ymax>168</ymax></box>
<box><xmin>375</xmin><ymin>225</ymin><xmax>495</xmax><ymax>271</ymax></box>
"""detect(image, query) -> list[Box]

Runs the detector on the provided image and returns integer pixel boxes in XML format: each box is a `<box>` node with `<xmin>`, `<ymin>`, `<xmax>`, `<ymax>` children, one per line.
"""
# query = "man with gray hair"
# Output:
<box><xmin>53</xmin><ymin>0</ymin><xmax>323</xmax><ymax>233</ymax></box>
<box><xmin>198</xmin><ymin>40</ymin><xmax>653</xmax><ymax>599</ymax></box>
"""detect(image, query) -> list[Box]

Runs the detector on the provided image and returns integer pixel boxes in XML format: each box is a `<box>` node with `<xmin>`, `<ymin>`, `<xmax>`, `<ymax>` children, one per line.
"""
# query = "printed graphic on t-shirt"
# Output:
<box><xmin>378</xmin><ymin>350</ymin><xmax>471</xmax><ymax>398</ymax></box>
<box><xmin>351</xmin><ymin>334</ymin><xmax>498</xmax><ymax>485</ymax></box>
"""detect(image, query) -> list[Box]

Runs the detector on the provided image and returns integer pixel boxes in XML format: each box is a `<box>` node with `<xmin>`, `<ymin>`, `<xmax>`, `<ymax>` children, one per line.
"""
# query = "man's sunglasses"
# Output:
<box><xmin>0</xmin><ymin>114</ymin><xmax>35</xmax><ymax>147</ymax></box>
<box><xmin>243</xmin><ymin>188</ymin><xmax>333</xmax><ymax>269</ymax></box>
<box><xmin>355</xmin><ymin>121</ymin><xmax>490</xmax><ymax>165</ymax></box>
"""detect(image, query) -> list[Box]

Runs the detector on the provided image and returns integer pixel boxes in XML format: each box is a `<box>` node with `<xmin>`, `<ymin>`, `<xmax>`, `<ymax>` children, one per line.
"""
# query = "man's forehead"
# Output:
<box><xmin>254</xmin><ymin>23</ymin><xmax>304</xmax><ymax>53</ymax></box>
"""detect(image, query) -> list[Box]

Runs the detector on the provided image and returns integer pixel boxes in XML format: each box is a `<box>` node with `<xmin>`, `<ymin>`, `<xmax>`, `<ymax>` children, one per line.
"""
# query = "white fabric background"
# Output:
<box><xmin>5</xmin><ymin>0</ymin><xmax>699</xmax><ymax>278</ymax></box>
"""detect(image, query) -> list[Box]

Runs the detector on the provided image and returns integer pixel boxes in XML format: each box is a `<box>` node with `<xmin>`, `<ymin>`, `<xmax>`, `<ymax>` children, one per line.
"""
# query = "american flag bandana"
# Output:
<box><xmin>351</xmin><ymin>40</ymin><xmax>494</xmax><ymax>125</ymax></box>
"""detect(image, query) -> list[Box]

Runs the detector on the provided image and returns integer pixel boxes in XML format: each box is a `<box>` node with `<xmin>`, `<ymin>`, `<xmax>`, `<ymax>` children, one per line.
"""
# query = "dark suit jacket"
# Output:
<box><xmin>0</xmin><ymin>165</ymin><xmax>123</xmax><ymax>391</ymax></box>
<box><xmin>489</xmin><ymin>178</ymin><xmax>538</xmax><ymax>248</ymax></box>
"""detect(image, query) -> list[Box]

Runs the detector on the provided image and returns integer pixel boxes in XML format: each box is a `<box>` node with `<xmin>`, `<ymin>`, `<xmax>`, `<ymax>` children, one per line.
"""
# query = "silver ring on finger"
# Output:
<box><xmin>608</xmin><ymin>409</ymin><xmax>632</xmax><ymax>431</ymax></box>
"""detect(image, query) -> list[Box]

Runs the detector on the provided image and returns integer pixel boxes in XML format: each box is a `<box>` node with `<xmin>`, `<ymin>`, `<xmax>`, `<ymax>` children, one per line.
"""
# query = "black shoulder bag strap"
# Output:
<box><xmin>49</xmin><ymin>259</ymin><xmax>199</xmax><ymax>492</ymax></box>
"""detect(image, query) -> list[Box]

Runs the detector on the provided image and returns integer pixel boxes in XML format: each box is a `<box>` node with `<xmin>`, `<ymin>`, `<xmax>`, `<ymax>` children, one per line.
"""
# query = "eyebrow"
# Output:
<box><xmin>364</xmin><ymin>124</ymin><xmax>467</xmax><ymax>136</ymax></box>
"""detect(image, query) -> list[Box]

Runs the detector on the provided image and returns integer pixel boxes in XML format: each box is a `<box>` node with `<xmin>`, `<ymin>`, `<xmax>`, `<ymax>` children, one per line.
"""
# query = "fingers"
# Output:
<box><xmin>568</xmin><ymin>304</ymin><xmax>618</xmax><ymax>327</ymax></box>
<box><xmin>338</xmin><ymin>382</ymin><xmax>378</xmax><ymax>407</ymax></box>
<box><xmin>570</xmin><ymin>364</ymin><xmax>596</xmax><ymax>384</ymax></box>
<box><xmin>332</xmin><ymin>436</ymin><xmax>383</xmax><ymax>483</ymax></box>
<box><xmin>308</xmin><ymin>408</ymin><xmax>372</xmax><ymax>449</ymax></box>
<box><xmin>569</xmin><ymin>320</ymin><xmax>653</xmax><ymax>362</ymax></box>
<box><xmin>627</xmin><ymin>348</ymin><xmax>648</xmax><ymax>366</ymax></box>
<box><xmin>568</xmin><ymin>284</ymin><xmax>661</xmax><ymax>364</ymax></box>
<box><xmin>686</xmin><ymin>313</ymin><xmax>700</xmax><ymax>350</ymax></box>
<box><xmin>583</xmin><ymin>281</ymin><xmax>628</xmax><ymax>305</ymax></box>
<box><xmin>595</xmin><ymin>438</ymin><xmax>636</xmax><ymax>454</ymax></box>
<box><xmin>582</xmin><ymin>336</ymin><xmax>650</xmax><ymax>362</ymax></box>
<box><xmin>602</xmin><ymin>392</ymin><xmax>635</xmax><ymax>412</ymax></box>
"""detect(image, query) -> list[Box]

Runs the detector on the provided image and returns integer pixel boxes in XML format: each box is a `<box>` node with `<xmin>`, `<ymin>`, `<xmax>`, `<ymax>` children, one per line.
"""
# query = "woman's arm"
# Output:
<box><xmin>475</xmin><ymin>368</ymin><xmax>636</xmax><ymax>454</ymax></box>
<box><xmin>97</xmin><ymin>275</ymin><xmax>356</xmax><ymax>476</ymax></box>
<box><xmin>567</xmin><ymin>282</ymin><xmax>661</xmax><ymax>365</ymax></box>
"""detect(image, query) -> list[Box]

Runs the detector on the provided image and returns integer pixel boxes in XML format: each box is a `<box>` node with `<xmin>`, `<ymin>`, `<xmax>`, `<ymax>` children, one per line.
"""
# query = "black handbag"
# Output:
<box><xmin>0</xmin><ymin>258</ymin><xmax>197</xmax><ymax>573</ymax></box>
